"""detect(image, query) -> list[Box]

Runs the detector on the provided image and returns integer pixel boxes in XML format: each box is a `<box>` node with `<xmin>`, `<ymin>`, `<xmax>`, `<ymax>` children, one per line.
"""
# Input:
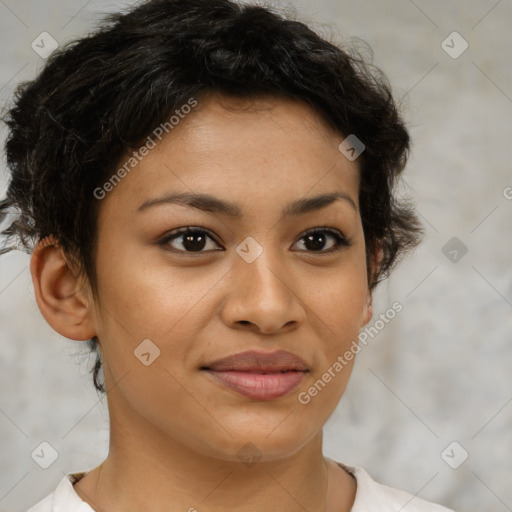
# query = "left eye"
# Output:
<box><xmin>291</xmin><ymin>228</ymin><xmax>350</xmax><ymax>253</ymax></box>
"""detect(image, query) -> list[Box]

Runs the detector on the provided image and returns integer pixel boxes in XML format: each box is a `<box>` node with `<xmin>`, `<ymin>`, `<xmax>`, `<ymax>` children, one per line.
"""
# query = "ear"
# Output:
<box><xmin>361</xmin><ymin>243</ymin><xmax>384</xmax><ymax>326</ymax></box>
<box><xmin>361</xmin><ymin>290</ymin><xmax>373</xmax><ymax>327</ymax></box>
<box><xmin>30</xmin><ymin>235</ymin><xmax>97</xmax><ymax>341</ymax></box>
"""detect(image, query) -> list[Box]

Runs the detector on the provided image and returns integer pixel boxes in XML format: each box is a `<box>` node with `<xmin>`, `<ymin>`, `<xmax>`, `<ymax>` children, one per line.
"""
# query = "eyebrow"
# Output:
<box><xmin>137</xmin><ymin>191</ymin><xmax>357</xmax><ymax>218</ymax></box>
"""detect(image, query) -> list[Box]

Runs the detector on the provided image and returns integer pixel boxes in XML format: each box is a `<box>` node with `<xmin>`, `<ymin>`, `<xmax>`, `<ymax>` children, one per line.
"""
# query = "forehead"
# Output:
<box><xmin>97</xmin><ymin>94</ymin><xmax>360</xmax><ymax>222</ymax></box>
<box><xmin>168</xmin><ymin>93</ymin><xmax>347</xmax><ymax>161</ymax></box>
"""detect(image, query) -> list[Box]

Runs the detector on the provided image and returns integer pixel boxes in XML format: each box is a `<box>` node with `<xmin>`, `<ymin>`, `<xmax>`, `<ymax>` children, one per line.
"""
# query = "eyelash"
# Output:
<box><xmin>158</xmin><ymin>226</ymin><xmax>351</xmax><ymax>255</ymax></box>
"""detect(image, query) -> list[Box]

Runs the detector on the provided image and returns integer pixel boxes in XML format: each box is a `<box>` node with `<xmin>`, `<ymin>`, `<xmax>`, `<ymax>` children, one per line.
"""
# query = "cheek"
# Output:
<box><xmin>294</xmin><ymin>273</ymin><xmax>368</xmax><ymax>415</ymax></box>
<box><xmin>94</xmin><ymin>238</ymin><xmax>210</xmax><ymax>329</ymax></box>
<box><xmin>92</xmin><ymin>243</ymin><xmax>226</xmax><ymax>379</ymax></box>
<box><xmin>296</xmin><ymin>251</ymin><xmax>369</xmax><ymax>394</ymax></box>
<box><xmin>300</xmin><ymin>253</ymin><xmax>369</xmax><ymax>330</ymax></box>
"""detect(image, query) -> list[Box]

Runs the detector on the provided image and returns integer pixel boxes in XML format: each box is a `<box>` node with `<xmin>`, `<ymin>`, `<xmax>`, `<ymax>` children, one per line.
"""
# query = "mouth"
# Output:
<box><xmin>200</xmin><ymin>350</ymin><xmax>309</xmax><ymax>400</ymax></box>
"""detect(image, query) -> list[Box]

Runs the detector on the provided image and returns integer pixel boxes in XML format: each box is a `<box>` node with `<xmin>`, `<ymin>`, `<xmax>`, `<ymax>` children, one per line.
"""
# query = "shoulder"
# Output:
<box><xmin>340</xmin><ymin>463</ymin><xmax>455</xmax><ymax>512</ymax></box>
<box><xmin>26</xmin><ymin>472</ymin><xmax>93</xmax><ymax>512</ymax></box>
<box><xmin>26</xmin><ymin>492</ymin><xmax>53</xmax><ymax>512</ymax></box>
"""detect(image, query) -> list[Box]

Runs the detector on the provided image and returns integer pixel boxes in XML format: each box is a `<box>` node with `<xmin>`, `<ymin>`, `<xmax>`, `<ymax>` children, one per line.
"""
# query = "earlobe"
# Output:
<box><xmin>30</xmin><ymin>236</ymin><xmax>97</xmax><ymax>341</ymax></box>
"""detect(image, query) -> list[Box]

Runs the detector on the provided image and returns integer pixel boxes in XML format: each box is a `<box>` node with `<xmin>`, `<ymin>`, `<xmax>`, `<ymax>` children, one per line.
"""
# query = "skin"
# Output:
<box><xmin>30</xmin><ymin>93</ymin><xmax>377</xmax><ymax>512</ymax></box>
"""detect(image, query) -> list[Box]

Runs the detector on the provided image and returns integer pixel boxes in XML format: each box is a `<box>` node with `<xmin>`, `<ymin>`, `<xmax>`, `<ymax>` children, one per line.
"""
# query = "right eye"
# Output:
<box><xmin>158</xmin><ymin>227</ymin><xmax>224</xmax><ymax>254</ymax></box>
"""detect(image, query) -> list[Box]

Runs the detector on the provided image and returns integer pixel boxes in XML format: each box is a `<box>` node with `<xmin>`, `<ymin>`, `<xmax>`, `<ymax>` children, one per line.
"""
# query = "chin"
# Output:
<box><xmin>196</xmin><ymin>421</ymin><xmax>317</xmax><ymax>465</ymax></box>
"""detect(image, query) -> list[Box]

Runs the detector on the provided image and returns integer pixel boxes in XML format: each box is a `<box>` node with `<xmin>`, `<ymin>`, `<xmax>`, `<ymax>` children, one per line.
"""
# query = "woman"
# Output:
<box><xmin>1</xmin><ymin>0</ymin><xmax>454</xmax><ymax>510</ymax></box>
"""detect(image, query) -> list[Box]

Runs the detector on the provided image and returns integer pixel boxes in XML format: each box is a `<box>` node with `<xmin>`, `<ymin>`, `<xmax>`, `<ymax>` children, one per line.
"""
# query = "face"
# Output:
<box><xmin>88</xmin><ymin>93</ymin><xmax>373</xmax><ymax>462</ymax></box>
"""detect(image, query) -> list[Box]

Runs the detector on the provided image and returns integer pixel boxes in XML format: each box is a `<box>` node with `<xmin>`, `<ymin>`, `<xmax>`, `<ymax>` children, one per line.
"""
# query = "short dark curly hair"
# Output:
<box><xmin>1</xmin><ymin>0</ymin><xmax>422</xmax><ymax>394</ymax></box>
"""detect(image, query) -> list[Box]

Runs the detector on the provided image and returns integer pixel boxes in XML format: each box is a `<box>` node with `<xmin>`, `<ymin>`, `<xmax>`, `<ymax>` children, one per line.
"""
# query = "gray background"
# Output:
<box><xmin>1</xmin><ymin>1</ymin><xmax>511</xmax><ymax>511</ymax></box>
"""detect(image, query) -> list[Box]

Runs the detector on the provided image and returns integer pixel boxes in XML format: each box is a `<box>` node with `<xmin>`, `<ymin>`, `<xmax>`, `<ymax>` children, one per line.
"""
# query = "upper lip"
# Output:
<box><xmin>201</xmin><ymin>350</ymin><xmax>309</xmax><ymax>372</ymax></box>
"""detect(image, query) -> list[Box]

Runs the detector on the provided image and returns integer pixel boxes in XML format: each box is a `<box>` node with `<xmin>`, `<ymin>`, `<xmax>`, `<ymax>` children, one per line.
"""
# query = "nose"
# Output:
<box><xmin>220</xmin><ymin>246</ymin><xmax>306</xmax><ymax>335</ymax></box>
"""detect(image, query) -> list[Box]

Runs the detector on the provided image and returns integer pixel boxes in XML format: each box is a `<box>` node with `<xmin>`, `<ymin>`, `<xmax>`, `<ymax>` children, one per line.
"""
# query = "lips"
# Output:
<box><xmin>201</xmin><ymin>350</ymin><xmax>309</xmax><ymax>400</ymax></box>
<box><xmin>201</xmin><ymin>349</ymin><xmax>309</xmax><ymax>372</ymax></box>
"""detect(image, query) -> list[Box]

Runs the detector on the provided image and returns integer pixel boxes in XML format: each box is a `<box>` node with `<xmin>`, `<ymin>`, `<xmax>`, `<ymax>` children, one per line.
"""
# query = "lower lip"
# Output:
<box><xmin>203</xmin><ymin>370</ymin><xmax>307</xmax><ymax>400</ymax></box>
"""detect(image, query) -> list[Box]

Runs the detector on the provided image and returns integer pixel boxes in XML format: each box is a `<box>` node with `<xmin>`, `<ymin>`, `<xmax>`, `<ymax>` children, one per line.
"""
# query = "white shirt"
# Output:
<box><xmin>27</xmin><ymin>464</ymin><xmax>454</xmax><ymax>512</ymax></box>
